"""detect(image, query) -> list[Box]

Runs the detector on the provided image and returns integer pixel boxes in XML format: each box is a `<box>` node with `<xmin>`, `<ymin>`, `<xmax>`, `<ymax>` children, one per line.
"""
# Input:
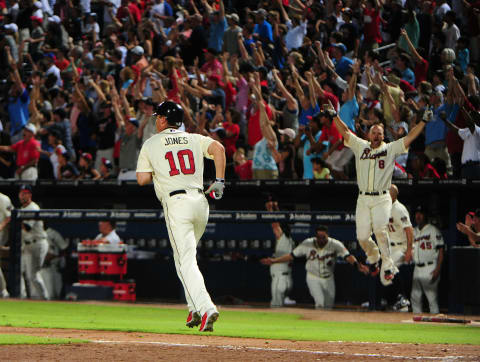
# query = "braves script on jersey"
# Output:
<box><xmin>137</xmin><ymin>128</ymin><xmax>214</xmax><ymax>200</ymax></box>
<box><xmin>388</xmin><ymin>200</ymin><xmax>412</xmax><ymax>245</ymax></box>
<box><xmin>413</xmin><ymin>224</ymin><xmax>444</xmax><ymax>265</ymax></box>
<box><xmin>345</xmin><ymin>133</ymin><xmax>408</xmax><ymax>192</ymax></box>
<box><xmin>293</xmin><ymin>237</ymin><xmax>349</xmax><ymax>278</ymax></box>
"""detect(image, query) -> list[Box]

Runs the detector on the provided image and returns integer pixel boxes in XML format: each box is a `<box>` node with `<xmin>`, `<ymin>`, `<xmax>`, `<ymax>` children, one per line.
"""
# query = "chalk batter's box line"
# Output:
<box><xmin>93</xmin><ymin>340</ymin><xmax>466</xmax><ymax>360</ymax></box>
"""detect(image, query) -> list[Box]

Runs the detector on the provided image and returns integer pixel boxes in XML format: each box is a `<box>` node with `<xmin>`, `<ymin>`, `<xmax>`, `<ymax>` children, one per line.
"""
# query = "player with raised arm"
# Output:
<box><xmin>330</xmin><ymin>100</ymin><xmax>430</xmax><ymax>285</ymax></box>
<box><xmin>136</xmin><ymin>101</ymin><xmax>226</xmax><ymax>332</ymax></box>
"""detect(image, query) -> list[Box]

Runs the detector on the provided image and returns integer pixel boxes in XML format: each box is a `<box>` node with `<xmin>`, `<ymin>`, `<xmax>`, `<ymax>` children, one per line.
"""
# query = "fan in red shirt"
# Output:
<box><xmin>54</xmin><ymin>49</ymin><xmax>70</xmax><ymax>71</ymax></box>
<box><xmin>0</xmin><ymin>124</ymin><xmax>40</xmax><ymax>180</ymax></box>
<box><xmin>363</xmin><ymin>0</ymin><xmax>382</xmax><ymax>51</ymax></box>
<box><xmin>316</xmin><ymin>110</ymin><xmax>353</xmax><ymax>179</ymax></box>
<box><xmin>233</xmin><ymin>148</ymin><xmax>253</xmax><ymax>180</ymax></box>
<box><xmin>200</xmin><ymin>48</ymin><xmax>223</xmax><ymax>76</ymax></box>
<box><xmin>222</xmin><ymin>107</ymin><xmax>241</xmax><ymax>159</ymax></box>
<box><xmin>247</xmin><ymin>94</ymin><xmax>273</xmax><ymax>147</ymax></box>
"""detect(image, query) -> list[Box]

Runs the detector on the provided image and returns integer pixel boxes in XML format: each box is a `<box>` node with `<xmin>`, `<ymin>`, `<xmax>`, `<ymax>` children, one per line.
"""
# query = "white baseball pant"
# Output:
<box><xmin>15</xmin><ymin>167</ymin><xmax>38</xmax><ymax>181</ymax></box>
<box><xmin>355</xmin><ymin>194</ymin><xmax>395</xmax><ymax>271</ymax></box>
<box><xmin>40</xmin><ymin>265</ymin><xmax>63</xmax><ymax>299</ymax></box>
<box><xmin>390</xmin><ymin>244</ymin><xmax>407</xmax><ymax>268</ymax></box>
<box><xmin>163</xmin><ymin>189</ymin><xmax>217</xmax><ymax>316</ymax></box>
<box><xmin>270</xmin><ymin>271</ymin><xmax>293</xmax><ymax>307</ymax></box>
<box><xmin>411</xmin><ymin>263</ymin><xmax>440</xmax><ymax>314</ymax></box>
<box><xmin>20</xmin><ymin>239</ymin><xmax>49</xmax><ymax>300</ymax></box>
<box><xmin>306</xmin><ymin>272</ymin><xmax>335</xmax><ymax>308</ymax></box>
<box><xmin>0</xmin><ymin>267</ymin><xmax>7</xmax><ymax>294</ymax></box>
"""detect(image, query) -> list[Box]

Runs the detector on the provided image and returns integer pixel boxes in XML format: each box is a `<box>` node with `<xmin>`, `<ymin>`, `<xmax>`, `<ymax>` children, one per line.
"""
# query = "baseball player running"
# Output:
<box><xmin>411</xmin><ymin>206</ymin><xmax>444</xmax><ymax>314</ymax></box>
<box><xmin>387</xmin><ymin>184</ymin><xmax>413</xmax><ymax>310</ymax></box>
<box><xmin>331</xmin><ymin>101</ymin><xmax>430</xmax><ymax>285</ymax></box>
<box><xmin>136</xmin><ymin>101</ymin><xmax>226</xmax><ymax>332</ymax></box>
<box><xmin>0</xmin><ymin>192</ymin><xmax>13</xmax><ymax>298</ymax></box>
<box><xmin>19</xmin><ymin>185</ymin><xmax>49</xmax><ymax>300</ymax></box>
<box><xmin>261</xmin><ymin>226</ymin><xmax>369</xmax><ymax>308</ymax></box>
<box><xmin>264</xmin><ymin>199</ymin><xmax>295</xmax><ymax>307</ymax></box>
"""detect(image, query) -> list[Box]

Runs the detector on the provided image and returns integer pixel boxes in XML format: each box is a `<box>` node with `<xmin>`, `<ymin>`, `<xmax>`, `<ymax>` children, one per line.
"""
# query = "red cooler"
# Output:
<box><xmin>77</xmin><ymin>240</ymin><xmax>100</xmax><ymax>284</ymax></box>
<box><xmin>113</xmin><ymin>280</ymin><xmax>136</xmax><ymax>302</ymax></box>
<box><xmin>98</xmin><ymin>243</ymin><xmax>128</xmax><ymax>280</ymax></box>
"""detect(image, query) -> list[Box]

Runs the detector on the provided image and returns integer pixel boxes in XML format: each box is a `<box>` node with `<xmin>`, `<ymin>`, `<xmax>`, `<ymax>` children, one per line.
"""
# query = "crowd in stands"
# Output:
<box><xmin>0</xmin><ymin>0</ymin><xmax>479</xmax><ymax>182</ymax></box>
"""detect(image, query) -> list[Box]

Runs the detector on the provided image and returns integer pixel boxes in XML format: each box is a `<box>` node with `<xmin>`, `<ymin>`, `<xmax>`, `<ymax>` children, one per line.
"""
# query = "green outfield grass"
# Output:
<box><xmin>0</xmin><ymin>334</ymin><xmax>87</xmax><ymax>345</ymax></box>
<box><xmin>0</xmin><ymin>300</ymin><xmax>479</xmax><ymax>345</ymax></box>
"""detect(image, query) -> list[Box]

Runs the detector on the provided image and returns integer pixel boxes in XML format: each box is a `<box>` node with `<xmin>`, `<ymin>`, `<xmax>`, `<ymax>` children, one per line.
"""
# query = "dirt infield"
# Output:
<box><xmin>1</xmin><ymin>304</ymin><xmax>479</xmax><ymax>361</ymax></box>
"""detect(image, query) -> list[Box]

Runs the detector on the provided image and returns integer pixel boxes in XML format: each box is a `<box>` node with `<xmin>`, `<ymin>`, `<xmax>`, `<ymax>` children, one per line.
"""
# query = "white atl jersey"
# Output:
<box><xmin>413</xmin><ymin>224</ymin><xmax>444</xmax><ymax>265</ymax></box>
<box><xmin>137</xmin><ymin>128</ymin><xmax>214</xmax><ymax>201</ymax></box>
<box><xmin>21</xmin><ymin>201</ymin><xmax>47</xmax><ymax>242</ymax></box>
<box><xmin>0</xmin><ymin>193</ymin><xmax>12</xmax><ymax>245</ymax></box>
<box><xmin>293</xmin><ymin>237</ymin><xmax>349</xmax><ymax>278</ymax></box>
<box><xmin>388</xmin><ymin>200</ymin><xmax>412</xmax><ymax>244</ymax></box>
<box><xmin>271</xmin><ymin>233</ymin><xmax>295</xmax><ymax>274</ymax></box>
<box><xmin>344</xmin><ymin>133</ymin><xmax>408</xmax><ymax>192</ymax></box>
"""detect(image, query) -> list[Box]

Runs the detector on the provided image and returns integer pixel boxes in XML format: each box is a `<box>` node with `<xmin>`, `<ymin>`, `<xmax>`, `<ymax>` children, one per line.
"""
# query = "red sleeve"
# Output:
<box><xmin>331</xmin><ymin>122</ymin><xmax>342</xmax><ymax>143</ymax></box>
<box><xmin>10</xmin><ymin>140</ymin><xmax>21</xmax><ymax>151</ymax></box>
<box><xmin>322</xmin><ymin>91</ymin><xmax>338</xmax><ymax>111</ymax></box>
<box><xmin>265</xmin><ymin>103</ymin><xmax>273</xmax><ymax>119</ymax></box>
<box><xmin>318</xmin><ymin>126</ymin><xmax>328</xmax><ymax>142</ymax></box>
<box><xmin>31</xmin><ymin>140</ymin><xmax>40</xmax><ymax>161</ymax></box>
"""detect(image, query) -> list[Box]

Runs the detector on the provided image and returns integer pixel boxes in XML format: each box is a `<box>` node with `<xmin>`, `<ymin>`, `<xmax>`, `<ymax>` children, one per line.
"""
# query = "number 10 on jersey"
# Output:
<box><xmin>165</xmin><ymin>150</ymin><xmax>196</xmax><ymax>176</ymax></box>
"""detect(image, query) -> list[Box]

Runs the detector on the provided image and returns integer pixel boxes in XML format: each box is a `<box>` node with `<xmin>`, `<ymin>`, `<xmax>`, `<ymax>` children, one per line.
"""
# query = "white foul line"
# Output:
<box><xmin>93</xmin><ymin>340</ymin><xmax>466</xmax><ymax>360</ymax></box>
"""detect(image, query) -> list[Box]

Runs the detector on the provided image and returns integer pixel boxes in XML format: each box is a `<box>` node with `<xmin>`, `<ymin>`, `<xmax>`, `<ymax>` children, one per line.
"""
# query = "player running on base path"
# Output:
<box><xmin>261</xmin><ymin>225</ymin><xmax>369</xmax><ymax>308</ymax></box>
<box><xmin>330</xmin><ymin>100</ymin><xmax>430</xmax><ymax>285</ymax></box>
<box><xmin>136</xmin><ymin>101</ymin><xmax>226</xmax><ymax>332</ymax></box>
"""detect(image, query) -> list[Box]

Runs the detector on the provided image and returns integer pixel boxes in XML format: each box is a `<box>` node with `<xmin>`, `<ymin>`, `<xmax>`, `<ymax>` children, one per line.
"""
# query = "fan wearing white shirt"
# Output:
<box><xmin>440</xmin><ymin>106</ymin><xmax>480</xmax><ymax>179</ymax></box>
<box><xmin>94</xmin><ymin>221</ymin><xmax>121</xmax><ymax>244</ymax></box>
<box><xmin>277</xmin><ymin>0</ymin><xmax>307</xmax><ymax>52</ymax></box>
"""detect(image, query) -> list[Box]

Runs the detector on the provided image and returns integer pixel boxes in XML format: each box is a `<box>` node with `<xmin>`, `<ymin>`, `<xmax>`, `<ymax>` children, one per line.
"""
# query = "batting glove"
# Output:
<box><xmin>422</xmin><ymin>109</ymin><xmax>433</xmax><ymax>123</ymax></box>
<box><xmin>205</xmin><ymin>178</ymin><xmax>225</xmax><ymax>200</ymax></box>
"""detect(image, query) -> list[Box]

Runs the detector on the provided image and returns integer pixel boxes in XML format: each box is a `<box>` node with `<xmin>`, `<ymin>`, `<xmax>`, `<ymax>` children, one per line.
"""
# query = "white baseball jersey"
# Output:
<box><xmin>388</xmin><ymin>200</ymin><xmax>412</xmax><ymax>245</ymax></box>
<box><xmin>344</xmin><ymin>133</ymin><xmax>408</xmax><ymax>192</ymax></box>
<box><xmin>0</xmin><ymin>192</ymin><xmax>13</xmax><ymax>246</ymax></box>
<box><xmin>21</xmin><ymin>201</ymin><xmax>47</xmax><ymax>243</ymax></box>
<box><xmin>94</xmin><ymin>230</ymin><xmax>121</xmax><ymax>245</ymax></box>
<box><xmin>271</xmin><ymin>233</ymin><xmax>294</xmax><ymax>274</ymax></box>
<box><xmin>293</xmin><ymin>237</ymin><xmax>349</xmax><ymax>278</ymax></box>
<box><xmin>413</xmin><ymin>224</ymin><xmax>444</xmax><ymax>265</ymax></box>
<box><xmin>46</xmin><ymin>228</ymin><xmax>68</xmax><ymax>256</ymax></box>
<box><xmin>137</xmin><ymin>128</ymin><xmax>214</xmax><ymax>202</ymax></box>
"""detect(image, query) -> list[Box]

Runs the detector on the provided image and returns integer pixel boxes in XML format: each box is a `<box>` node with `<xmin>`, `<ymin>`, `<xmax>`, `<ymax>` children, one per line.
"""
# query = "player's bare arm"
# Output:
<box><xmin>456</xmin><ymin>222</ymin><xmax>480</xmax><ymax>244</ymax></box>
<box><xmin>207</xmin><ymin>141</ymin><xmax>226</xmax><ymax>179</ymax></box>
<box><xmin>431</xmin><ymin>247</ymin><xmax>444</xmax><ymax>283</ymax></box>
<box><xmin>331</xmin><ymin>112</ymin><xmax>351</xmax><ymax>143</ymax></box>
<box><xmin>404</xmin><ymin>226</ymin><xmax>414</xmax><ymax>263</ymax></box>
<box><xmin>345</xmin><ymin>255</ymin><xmax>369</xmax><ymax>275</ymax></box>
<box><xmin>266</xmin><ymin>201</ymin><xmax>283</xmax><ymax>240</ymax></box>
<box><xmin>260</xmin><ymin>253</ymin><xmax>294</xmax><ymax>266</ymax></box>
<box><xmin>136</xmin><ymin>171</ymin><xmax>153</xmax><ymax>186</ymax></box>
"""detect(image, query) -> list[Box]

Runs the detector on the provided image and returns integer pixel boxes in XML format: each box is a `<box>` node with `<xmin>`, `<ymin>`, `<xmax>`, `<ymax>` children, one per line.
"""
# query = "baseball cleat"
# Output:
<box><xmin>186</xmin><ymin>311</ymin><xmax>201</xmax><ymax>328</ymax></box>
<box><xmin>284</xmin><ymin>296</ymin><xmax>296</xmax><ymax>306</ymax></box>
<box><xmin>393</xmin><ymin>295</ymin><xmax>411</xmax><ymax>312</ymax></box>
<box><xmin>199</xmin><ymin>309</ymin><xmax>219</xmax><ymax>332</ymax></box>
